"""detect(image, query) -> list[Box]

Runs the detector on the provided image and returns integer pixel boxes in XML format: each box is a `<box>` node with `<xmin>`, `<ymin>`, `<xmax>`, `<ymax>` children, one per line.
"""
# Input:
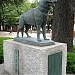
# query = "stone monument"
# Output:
<box><xmin>3</xmin><ymin>0</ymin><xmax>67</xmax><ymax>75</ymax></box>
<box><xmin>3</xmin><ymin>40</ymin><xmax>67</xmax><ymax>75</ymax></box>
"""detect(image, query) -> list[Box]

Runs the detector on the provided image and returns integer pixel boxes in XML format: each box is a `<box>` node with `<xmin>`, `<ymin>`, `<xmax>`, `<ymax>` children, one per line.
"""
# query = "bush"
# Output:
<box><xmin>73</xmin><ymin>45</ymin><xmax>75</xmax><ymax>53</ymax></box>
<box><xmin>67</xmin><ymin>53</ymin><xmax>75</xmax><ymax>73</ymax></box>
<box><xmin>0</xmin><ymin>37</ymin><xmax>12</xmax><ymax>64</ymax></box>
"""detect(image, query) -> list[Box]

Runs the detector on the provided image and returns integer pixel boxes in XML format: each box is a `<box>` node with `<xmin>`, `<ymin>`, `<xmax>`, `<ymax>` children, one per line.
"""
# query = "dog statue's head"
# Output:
<box><xmin>46</xmin><ymin>0</ymin><xmax>57</xmax><ymax>6</ymax></box>
<box><xmin>39</xmin><ymin>0</ymin><xmax>57</xmax><ymax>8</ymax></box>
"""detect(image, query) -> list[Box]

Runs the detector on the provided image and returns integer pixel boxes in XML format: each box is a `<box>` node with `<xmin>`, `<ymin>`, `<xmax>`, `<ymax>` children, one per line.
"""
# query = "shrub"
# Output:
<box><xmin>0</xmin><ymin>37</ymin><xmax>12</xmax><ymax>64</ymax></box>
<box><xmin>73</xmin><ymin>45</ymin><xmax>75</xmax><ymax>53</ymax></box>
<box><xmin>67</xmin><ymin>53</ymin><xmax>75</xmax><ymax>73</ymax></box>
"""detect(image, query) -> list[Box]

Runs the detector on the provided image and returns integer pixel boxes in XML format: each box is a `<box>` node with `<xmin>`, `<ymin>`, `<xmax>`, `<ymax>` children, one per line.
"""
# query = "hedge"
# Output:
<box><xmin>67</xmin><ymin>52</ymin><xmax>75</xmax><ymax>73</ymax></box>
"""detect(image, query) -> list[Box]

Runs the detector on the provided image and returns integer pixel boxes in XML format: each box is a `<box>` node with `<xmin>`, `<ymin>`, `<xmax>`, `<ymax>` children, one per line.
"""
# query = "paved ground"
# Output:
<box><xmin>0</xmin><ymin>31</ymin><xmax>75</xmax><ymax>75</ymax></box>
<box><xmin>0</xmin><ymin>31</ymin><xmax>52</xmax><ymax>39</ymax></box>
<box><xmin>0</xmin><ymin>31</ymin><xmax>75</xmax><ymax>45</ymax></box>
<box><xmin>0</xmin><ymin>64</ymin><xmax>10</xmax><ymax>75</ymax></box>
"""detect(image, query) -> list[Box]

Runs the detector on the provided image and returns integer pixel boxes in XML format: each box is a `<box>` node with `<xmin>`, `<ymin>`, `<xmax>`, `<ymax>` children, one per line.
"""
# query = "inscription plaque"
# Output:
<box><xmin>14</xmin><ymin>49</ymin><xmax>19</xmax><ymax>74</ymax></box>
<box><xmin>48</xmin><ymin>52</ymin><xmax>62</xmax><ymax>75</ymax></box>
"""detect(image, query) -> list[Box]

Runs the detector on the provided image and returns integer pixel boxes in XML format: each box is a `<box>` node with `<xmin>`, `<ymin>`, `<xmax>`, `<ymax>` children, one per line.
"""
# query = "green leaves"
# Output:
<box><xmin>14</xmin><ymin>0</ymin><xmax>24</xmax><ymax>6</ymax></box>
<box><xmin>0</xmin><ymin>0</ymin><xmax>25</xmax><ymax>26</ymax></box>
<box><xmin>67</xmin><ymin>53</ymin><xmax>75</xmax><ymax>73</ymax></box>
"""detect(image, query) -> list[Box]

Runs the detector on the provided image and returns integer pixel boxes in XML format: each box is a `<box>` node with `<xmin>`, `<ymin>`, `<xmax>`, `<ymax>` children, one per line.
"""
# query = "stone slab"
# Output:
<box><xmin>14</xmin><ymin>37</ymin><xmax>55</xmax><ymax>47</ymax></box>
<box><xmin>3</xmin><ymin>40</ymin><xmax>67</xmax><ymax>75</ymax></box>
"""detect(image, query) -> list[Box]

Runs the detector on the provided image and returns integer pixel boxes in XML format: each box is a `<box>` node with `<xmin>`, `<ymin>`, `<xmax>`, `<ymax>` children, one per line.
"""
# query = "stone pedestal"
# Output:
<box><xmin>3</xmin><ymin>40</ymin><xmax>67</xmax><ymax>75</ymax></box>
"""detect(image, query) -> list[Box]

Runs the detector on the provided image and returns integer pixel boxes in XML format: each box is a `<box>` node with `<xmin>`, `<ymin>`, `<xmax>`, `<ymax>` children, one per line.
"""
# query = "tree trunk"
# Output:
<box><xmin>0</xmin><ymin>20</ymin><xmax>1</xmax><ymax>31</ymax></box>
<box><xmin>0</xmin><ymin>25</ymin><xmax>1</xmax><ymax>31</ymax></box>
<box><xmin>52</xmin><ymin>0</ymin><xmax>74</xmax><ymax>52</ymax></box>
<box><xmin>0</xmin><ymin>18</ymin><xmax>1</xmax><ymax>31</ymax></box>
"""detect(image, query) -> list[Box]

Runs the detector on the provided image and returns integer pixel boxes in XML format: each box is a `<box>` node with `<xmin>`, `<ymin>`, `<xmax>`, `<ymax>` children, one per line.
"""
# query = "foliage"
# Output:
<box><xmin>48</xmin><ymin>7</ymin><xmax>53</xmax><ymax>14</ymax></box>
<box><xmin>3</xmin><ymin>4</ymin><xmax>19</xmax><ymax>25</ymax></box>
<box><xmin>66</xmin><ymin>46</ymin><xmax>75</xmax><ymax>73</ymax></box>
<box><xmin>73</xmin><ymin>45</ymin><xmax>75</xmax><ymax>53</ymax></box>
<box><xmin>0</xmin><ymin>0</ymin><xmax>24</xmax><ymax>7</ymax></box>
<box><xmin>0</xmin><ymin>0</ymin><xmax>24</xmax><ymax>30</ymax></box>
<box><xmin>17</xmin><ymin>1</ymin><xmax>33</xmax><ymax>14</ymax></box>
<box><xmin>67</xmin><ymin>53</ymin><xmax>75</xmax><ymax>73</ymax></box>
<box><xmin>0</xmin><ymin>37</ymin><xmax>12</xmax><ymax>64</ymax></box>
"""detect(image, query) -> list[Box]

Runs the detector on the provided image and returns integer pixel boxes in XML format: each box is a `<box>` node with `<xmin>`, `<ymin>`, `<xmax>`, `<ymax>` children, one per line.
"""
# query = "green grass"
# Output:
<box><xmin>67</xmin><ymin>52</ymin><xmax>75</xmax><ymax>73</ymax></box>
<box><xmin>0</xmin><ymin>37</ymin><xmax>12</xmax><ymax>64</ymax></box>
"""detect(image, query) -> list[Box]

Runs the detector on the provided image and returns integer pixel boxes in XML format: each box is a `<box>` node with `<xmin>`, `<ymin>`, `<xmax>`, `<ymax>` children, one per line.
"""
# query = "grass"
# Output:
<box><xmin>67</xmin><ymin>52</ymin><xmax>75</xmax><ymax>73</ymax></box>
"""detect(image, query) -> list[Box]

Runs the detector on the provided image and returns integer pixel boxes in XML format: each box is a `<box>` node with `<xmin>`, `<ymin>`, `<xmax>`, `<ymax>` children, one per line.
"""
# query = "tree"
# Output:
<box><xmin>52</xmin><ymin>0</ymin><xmax>74</xmax><ymax>52</ymax></box>
<box><xmin>0</xmin><ymin>0</ymin><xmax>24</xmax><ymax>31</ymax></box>
<box><xmin>4</xmin><ymin>5</ymin><xmax>19</xmax><ymax>25</ymax></box>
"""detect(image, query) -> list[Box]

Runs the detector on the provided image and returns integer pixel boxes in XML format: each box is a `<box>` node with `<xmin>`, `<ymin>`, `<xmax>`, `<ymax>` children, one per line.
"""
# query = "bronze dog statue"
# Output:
<box><xmin>17</xmin><ymin>0</ymin><xmax>57</xmax><ymax>41</ymax></box>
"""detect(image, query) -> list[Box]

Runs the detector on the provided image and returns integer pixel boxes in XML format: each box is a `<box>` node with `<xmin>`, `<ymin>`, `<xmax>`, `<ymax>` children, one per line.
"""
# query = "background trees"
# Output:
<box><xmin>0</xmin><ymin>0</ymin><xmax>26</xmax><ymax>31</ymax></box>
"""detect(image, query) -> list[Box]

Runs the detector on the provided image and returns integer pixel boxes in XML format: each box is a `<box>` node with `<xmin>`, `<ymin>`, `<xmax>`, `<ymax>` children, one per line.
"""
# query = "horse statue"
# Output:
<box><xmin>17</xmin><ymin>0</ymin><xmax>57</xmax><ymax>42</ymax></box>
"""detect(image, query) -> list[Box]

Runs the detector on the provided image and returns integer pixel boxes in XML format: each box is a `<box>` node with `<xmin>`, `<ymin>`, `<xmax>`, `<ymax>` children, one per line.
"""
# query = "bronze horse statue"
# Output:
<box><xmin>17</xmin><ymin>0</ymin><xmax>57</xmax><ymax>41</ymax></box>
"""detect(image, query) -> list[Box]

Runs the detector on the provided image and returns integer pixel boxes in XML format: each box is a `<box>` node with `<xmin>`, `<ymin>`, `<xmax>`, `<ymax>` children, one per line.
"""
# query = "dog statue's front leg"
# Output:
<box><xmin>25</xmin><ymin>31</ymin><xmax>31</xmax><ymax>37</ymax></box>
<box><xmin>17</xmin><ymin>26</ymin><xmax>20</xmax><ymax>37</ymax></box>
<box><xmin>25</xmin><ymin>25</ymin><xmax>31</xmax><ymax>37</ymax></box>
<box><xmin>42</xmin><ymin>23</ymin><xmax>49</xmax><ymax>40</ymax></box>
<box><xmin>17</xmin><ymin>31</ymin><xmax>19</xmax><ymax>37</ymax></box>
<box><xmin>37</xmin><ymin>25</ymin><xmax>42</xmax><ymax>42</ymax></box>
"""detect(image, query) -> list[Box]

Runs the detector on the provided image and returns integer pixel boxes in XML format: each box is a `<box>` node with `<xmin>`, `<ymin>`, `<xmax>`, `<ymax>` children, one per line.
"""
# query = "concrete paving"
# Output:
<box><xmin>0</xmin><ymin>31</ymin><xmax>75</xmax><ymax>45</ymax></box>
<box><xmin>0</xmin><ymin>64</ymin><xmax>10</xmax><ymax>75</ymax></box>
<box><xmin>0</xmin><ymin>31</ymin><xmax>52</xmax><ymax>39</ymax></box>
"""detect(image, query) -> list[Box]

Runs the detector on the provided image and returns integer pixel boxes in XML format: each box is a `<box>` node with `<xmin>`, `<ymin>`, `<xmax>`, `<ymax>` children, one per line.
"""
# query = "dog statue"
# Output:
<box><xmin>17</xmin><ymin>0</ymin><xmax>57</xmax><ymax>42</ymax></box>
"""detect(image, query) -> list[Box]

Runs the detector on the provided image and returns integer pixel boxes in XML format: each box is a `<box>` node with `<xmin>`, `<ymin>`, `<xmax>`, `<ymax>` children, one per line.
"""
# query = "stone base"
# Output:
<box><xmin>14</xmin><ymin>37</ymin><xmax>55</xmax><ymax>47</ymax></box>
<box><xmin>3</xmin><ymin>40</ymin><xmax>67</xmax><ymax>75</ymax></box>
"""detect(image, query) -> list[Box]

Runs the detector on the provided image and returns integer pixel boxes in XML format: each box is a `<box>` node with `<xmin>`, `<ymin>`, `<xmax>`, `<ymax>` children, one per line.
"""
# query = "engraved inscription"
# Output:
<box><xmin>14</xmin><ymin>49</ymin><xmax>19</xmax><ymax>74</ymax></box>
